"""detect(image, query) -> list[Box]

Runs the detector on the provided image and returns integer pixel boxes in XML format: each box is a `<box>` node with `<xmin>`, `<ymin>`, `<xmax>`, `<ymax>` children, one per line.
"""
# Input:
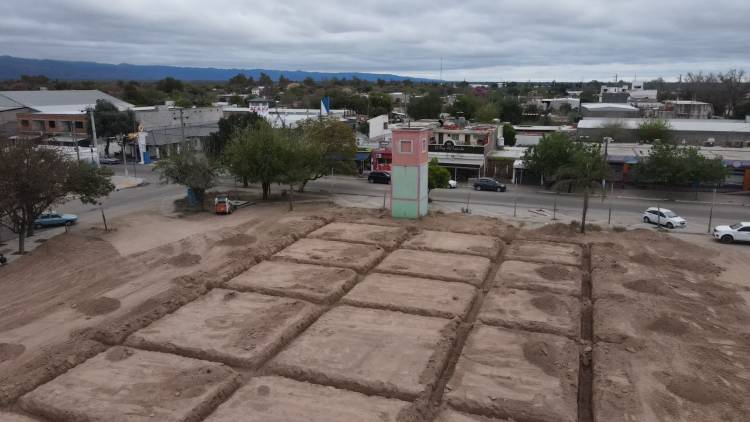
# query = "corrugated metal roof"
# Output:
<box><xmin>578</xmin><ymin>118</ymin><xmax>750</xmax><ymax>133</ymax></box>
<box><xmin>581</xmin><ymin>103</ymin><xmax>639</xmax><ymax>111</ymax></box>
<box><xmin>0</xmin><ymin>90</ymin><xmax>133</xmax><ymax>111</ymax></box>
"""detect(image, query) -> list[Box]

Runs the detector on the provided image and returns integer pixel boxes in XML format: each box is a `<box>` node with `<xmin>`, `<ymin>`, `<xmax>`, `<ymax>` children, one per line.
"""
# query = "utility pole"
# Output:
<box><xmin>179</xmin><ymin>108</ymin><xmax>186</xmax><ymax>145</ymax></box>
<box><xmin>707</xmin><ymin>186</ymin><xmax>717</xmax><ymax>233</ymax></box>
<box><xmin>71</xmin><ymin>120</ymin><xmax>80</xmax><ymax>161</ymax></box>
<box><xmin>89</xmin><ymin>108</ymin><xmax>100</xmax><ymax>167</ymax></box>
<box><xmin>121</xmin><ymin>134</ymin><xmax>128</xmax><ymax>177</ymax></box>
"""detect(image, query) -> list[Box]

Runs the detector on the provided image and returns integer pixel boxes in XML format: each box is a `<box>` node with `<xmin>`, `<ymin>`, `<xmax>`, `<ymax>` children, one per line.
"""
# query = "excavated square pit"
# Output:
<box><xmin>19</xmin><ymin>347</ymin><xmax>239</xmax><ymax>422</ymax></box>
<box><xmin>478</xmin><ymin>288</ymin><xmax>580</xmax><ymax>338</ymax></box>
<box><xmin>341</xmin><ymin>273</ymin><xmax>476</xmax><ymax>319</ymax></box>
<box><xmin>436</xmin><ymin>409</ymin><xmax>511</xmax><ymax>422</ymax></box>
<box><xmin>204</xmin><ymin>376</ymin><xmax>409</xmax><ymax>422</ymax></box>
<box><xmin>494</xmin><ymin>260</ymin><xmax>582</xmax><ymax>297</ymax></box>
<box><xmin>402</xmin><ymin>230</ymin><xmax>501</xmax><ymax>258</ymax></box>
<box><xmin>0</xmin><ymin>413</ymin><xmax>40</xmax><ymax>422</ymax></box>
<box><xmin>506</xmin><ymin>241</ymin><xmax>582</xmax><ymax>267</ymax></box>
<box><xmin>273</xmin><ymin>238</ymin><xmax>385</xmax><ymax>272</ymax></box>
<box><xmin>269</xmin><ymin>305</ymin><xmax>456</xmax><ymax>400</ymax></box>
<box><xmin>375</xmin><ymin>249</ymin><xmax>491</xmax><ymax>286</ymax></box>
<box><xmin>126</xmin><ymin>289</ymin><xmax>321</xmax><ymax>368</ymax></box>
<box><xmin>226</xmin><ymin>260</ymin><xmax>357</xmax><ymax>304</ymax></box>
<box><xmin>445</xmin><ymin>325</ymin><xmax>579</xmax><ymax>422</ymax></box>
<box><xmin>308</xmin><ymin>222</ymin><xmax>407</xmax><ymax>249</ymax></box>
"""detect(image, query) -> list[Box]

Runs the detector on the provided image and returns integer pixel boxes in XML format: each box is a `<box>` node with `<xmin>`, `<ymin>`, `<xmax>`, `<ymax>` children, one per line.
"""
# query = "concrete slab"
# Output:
<box><xmin>478</xmin><ymin>288</ymin><xmax>580</xmax><ymax>338</ymax></box>
<box><xmin>506</xmin><ymin>241</ymin><xmax>582</xmax><ymax>267</ymax></box>
<box><xmin>494</xmin><ymin>260</ymin><xmax>582</xmax><ymax>297</ymax></box>
<box><xmin>437</xmin><ymin>409</ymin><xmax>510</xmax><ymax>422</ymax></box>
<box><xmin>269</xmin><ymin>305</ymin><xmax>456</xmax><ymax>400</ymax></box>
<box><xmin>274</xmin><ymin>238</ymin><xmax>385</xmax><ymax>272</ymax></box>
<box><xmin>341</xmin><ymin>273</ymin><xmax>476</xmax><ymax>319</ymax></box>
<box><xmin>445</xmin><ymin>325</ymin><xmax>579</xmax><ymax>422</ymax></box>
<box><xmin>308</xmin><ymin>222</ymin><xmax>407</xmax><ymax>249</ymax></box>
<box><xmin>402</xmin><ymin>230</ymin><xmax>501</xmax><ymax>258</ymax></box>
<box><xmin>126</xmin><ymin>290</ymin><xmax>321</xmax><ymax>368</ymax></box>
<box><xmin>375</xmin><ymin>249</ymin><xmax>491</xmax><ymax>286</ymax></box>
<box><xmin>19</xmin><ymin>347</ymin><xmax>239</xmax><ymax>422</ymax></box>
<box><xmin>204</xmin><ymin>376</ymin><xmax>409</xmax><ymax>422</ymax></box>
<box><xmin>0</xmin><ymin>413</ymin><xmax>41</xmax><ymax>422</ymax></box>
<box><xmin>226</xmin><ymin>261</ymin><xmax>357</xmax><ymax>304</ymax></box>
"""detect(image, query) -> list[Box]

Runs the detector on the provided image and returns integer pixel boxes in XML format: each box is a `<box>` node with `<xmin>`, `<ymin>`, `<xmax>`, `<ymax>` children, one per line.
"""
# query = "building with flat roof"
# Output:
<box><xmin>577</xmin><ymin>117</ymin><xmax>750</xmax><ymax>147</ymax></box>
<box><xmin>581</xmin><ymin>103</ymin><xmax>640</xmax><ymax>118</ymax></box>
<box><xmin>2</xmin><ymin>90</ymin><xmax>134</xmax><ymax>160</ymax></box>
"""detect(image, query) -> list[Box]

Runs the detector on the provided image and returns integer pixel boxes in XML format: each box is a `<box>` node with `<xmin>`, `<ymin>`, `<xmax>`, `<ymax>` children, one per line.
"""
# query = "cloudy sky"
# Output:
<box><xmin>1</xmin><ymin>0</ymin><xmax>748</xmax><ymax>81</ymax></box>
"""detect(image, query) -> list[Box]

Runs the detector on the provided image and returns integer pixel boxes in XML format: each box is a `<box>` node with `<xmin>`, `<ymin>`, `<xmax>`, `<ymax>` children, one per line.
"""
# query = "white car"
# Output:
<box><xmin>713</xmin><ymin>222</ymin><xmax>750</xmax><ymax>244</ymax></box>
<box><xmin>448</xmin><ymin>179</ymin><xmax>457</xmax><ymax>189</ymax></box>
<box><xmin>642</xmin><ymin>207</ymin><xmax>687</xmax><ymax>229</ymax></box>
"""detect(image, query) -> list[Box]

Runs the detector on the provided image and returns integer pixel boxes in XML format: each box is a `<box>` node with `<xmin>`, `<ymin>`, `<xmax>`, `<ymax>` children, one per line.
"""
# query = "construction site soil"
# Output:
<box><xmin>0</xmin><ymin>205</ymin><xmax>749</xmax><ymax>422</ymax></box>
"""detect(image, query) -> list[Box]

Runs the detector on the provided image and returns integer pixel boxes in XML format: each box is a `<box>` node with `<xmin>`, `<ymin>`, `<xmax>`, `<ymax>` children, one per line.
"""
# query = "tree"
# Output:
<box><xmin>598</xmin><ymin>121</ymin><xmax>626</xmax><ymax>143</ymax></box>
<box><xmin>407</xmin><ymin>92</ymin><xmax>442</xmax><ymax>120</ymax></box>
<box><xmin>633</xmin><ymin>142</ymin><xmax>730</xmax><ymax>191</ymax></box>
<box><xmin>88</xmin><ymin>100</ymin><xmax>137</xmax><ymax>157</ymax></box>
<box><xmin>156</xmin><ymin>77</ymin><xmax>184</xmax><ymax>94</ymax></box>
<box><xmin>499</xmin><ymin>98</ymin><xmax>523</xmax><ymax>124</ymax></box>
<box><xmin>0</xmin><ymin>139</ymin><xmax>114</xmax><ymax>252</ymax></box>
<box><xmin>296</xmin><ymin>117</ymin><xmax>358</xmax><ymax>191</ymax></box>
<box><xmin>228</xmin><ymin>73</ymin><xmax>248</xmax><ymax>89</ymax></box>
<box><xmin>228</xmin><ymin>95</ymin><xmax>244</xmax><ymax>106</ymax></box>
<box><xmin>225</xmin><ymin>122</ymin><xmax>287</xmax><ymax>200</ymax></box>
<box><xmin>428</xmin><ymin>158</ymin><xmax>451</xmax><ymax>190</ymax></box>
<box><xmin>368</xmin><ymin>92</ymin><xmax>392</xmax><ymax>117</ymax></box>
<box><xmin>638</xmin><ymin>119</ymin><xmax>672</xmax><ymax>143</ymax></box>
<box><xmin>523</xmin><ymin>133</ymin><xmax>578</xmax><ymax>186</ymax></box>
<box><xmin>475</xmin><ymin>103</ymin><xmax>500</xmax><ymax>123</ymax></box>
<box><xmin>205</xmin><ymin>112</ymin><xmax>263</xmax><ymax>160</ymax></box>
<box><xmin>449</xmin><ymin>95</ymin><xmax>480</xmax><ymax>120</ymax></box>
<box><xmin>155</xmin><ymin>149</ymin><xmax>217</xmax><ymax>209</ymax></box>
<box><xmin>502</xmin><ymin>123</ymin><xmax>516</xmax><ymax>146</ymax></box>
<box><xmin>553</xmin><ymin>144</ymin><xmax>611</xmax><ymax>233</ymax></box>
<box><xmin>259</xmin><ymin>72</ymin><xmax>273</xmax><ymax>87</ymax></box>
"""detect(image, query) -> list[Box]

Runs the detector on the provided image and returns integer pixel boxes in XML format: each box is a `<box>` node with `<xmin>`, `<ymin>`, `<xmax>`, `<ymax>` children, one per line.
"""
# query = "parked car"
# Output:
<box><xmin>368</xmin><ymin>171</ymin><xmax>391</xmax><ymax>184</ymax></box>
<box><xmin>641</xmin><ymin>207</ymin><xmax>686</xmax><ymax>229</ymax></box>
<box><xmin>100</xmin><ymin>157</ymin><xmax>121</xmax><ymax>165</ymax></box>
<box><xmin>448</xmin><ymin>179</ymin><xmax>457</xmax><ymax>189</ymax></box>
<box><xmin>34</xmin><ymin>212</ymin><xmax>78</xmax><ymax>228</ymax></box>
<box><xmin>713</xmin><ymin>222</ymin><xmax>750</xmax><ymax>244</ymax></box>
<box><xmin>473</xmin><ymin>178</ymin><xmax>506</xmax><ymax>192</ymax></box>
<box><xmin>214</xmin><ymin>195</ymin><xmax>234</xmax><ymax>214</ymax></box>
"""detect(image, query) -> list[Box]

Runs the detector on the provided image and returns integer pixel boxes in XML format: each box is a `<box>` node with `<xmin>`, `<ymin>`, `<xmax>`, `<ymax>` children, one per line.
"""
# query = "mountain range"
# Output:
<box><xmin>0</xmin><ymin>55</ymin><xmax>431</xmax><ymax>82</ymax></box>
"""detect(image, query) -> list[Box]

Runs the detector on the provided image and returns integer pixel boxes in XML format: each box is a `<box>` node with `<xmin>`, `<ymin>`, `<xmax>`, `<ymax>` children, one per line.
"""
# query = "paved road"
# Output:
<box><xmin>4</xmin><ymin>166</ymin><xmax>746</xmax><ymax>253</ymax></box>
<box><xmin>304</xmin><ymin>176</ymin><xmax>748</xmax><ymax>226</ymax></box>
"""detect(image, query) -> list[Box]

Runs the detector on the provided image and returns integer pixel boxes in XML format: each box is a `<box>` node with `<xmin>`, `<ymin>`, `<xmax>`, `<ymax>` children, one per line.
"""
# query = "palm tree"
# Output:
<box><xmin>553</xmin><ymin>144</ymin><xmax>611</xmax><ymax>233</ymax></box>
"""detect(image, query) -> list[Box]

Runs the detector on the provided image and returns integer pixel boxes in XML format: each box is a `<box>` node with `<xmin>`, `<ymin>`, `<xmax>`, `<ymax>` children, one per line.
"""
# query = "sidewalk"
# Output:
<box><xmin>111</xmin><ymin>175</ymin><xmax>144</xmax><ymax>191</ymax></box>
<box><xmin>508</xmin><ymin>183</ymin><xmax>749</xmax><ymax>207</ymax></box>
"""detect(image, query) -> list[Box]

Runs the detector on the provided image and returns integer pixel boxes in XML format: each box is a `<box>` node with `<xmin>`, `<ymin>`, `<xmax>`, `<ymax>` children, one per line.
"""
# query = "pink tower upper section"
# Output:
<box><xmin>391</xmin><ymin>127</ymin><xmax>431</xmax><ymax>166</ymax></box>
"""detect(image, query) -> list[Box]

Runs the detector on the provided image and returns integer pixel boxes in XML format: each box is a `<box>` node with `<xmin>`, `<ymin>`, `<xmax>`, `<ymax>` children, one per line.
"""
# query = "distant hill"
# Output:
<box><xmin>0</xmin><ymin>55</ymin><xmax>432</xmax><ymax>82</ymax></box>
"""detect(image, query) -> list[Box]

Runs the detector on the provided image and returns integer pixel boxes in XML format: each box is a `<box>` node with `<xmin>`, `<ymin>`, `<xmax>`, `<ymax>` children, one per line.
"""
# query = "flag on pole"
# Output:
<box><xmin>320</xmin><ymin>96</ymin><xmax>331</xmax><ymax>116</ymax></box>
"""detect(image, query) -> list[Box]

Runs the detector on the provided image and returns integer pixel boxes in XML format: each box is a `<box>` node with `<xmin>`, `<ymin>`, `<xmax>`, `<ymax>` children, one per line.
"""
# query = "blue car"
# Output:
<box><xmin>34</xmin><ymin>213</ymin><xmax>78</xmax><ymax>228</ymax></box>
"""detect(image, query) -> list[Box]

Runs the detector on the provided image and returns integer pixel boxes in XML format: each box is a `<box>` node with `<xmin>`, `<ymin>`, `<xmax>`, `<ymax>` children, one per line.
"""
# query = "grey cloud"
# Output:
<box><xmin>0</xmin><ymin>0</ymin><xmax>748</xmax><ymax>81</ymax></box>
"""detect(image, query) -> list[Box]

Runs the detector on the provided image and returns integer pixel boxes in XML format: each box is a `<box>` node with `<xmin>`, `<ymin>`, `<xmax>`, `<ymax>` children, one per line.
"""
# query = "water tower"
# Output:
<box><xmin>390</xmin><ymin>127</ymin><xmax>430</xmax><ymax>219</ymax></box>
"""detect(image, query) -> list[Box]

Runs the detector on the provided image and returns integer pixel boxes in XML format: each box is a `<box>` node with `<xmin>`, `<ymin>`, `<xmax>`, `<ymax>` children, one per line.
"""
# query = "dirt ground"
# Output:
<box><xmin>0</xmin><ymin>206</ymin><xmax>748</xmax><ymax>422</ymax></box>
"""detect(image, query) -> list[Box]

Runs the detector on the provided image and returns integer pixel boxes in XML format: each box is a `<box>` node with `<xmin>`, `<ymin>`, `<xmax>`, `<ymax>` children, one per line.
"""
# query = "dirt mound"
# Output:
<box><xmin>0</xmin><ymin>343</ymin><xmax>25</xmax><ymax>363</ymax></box>
<box><xmin>166</xmin><ymin>253</ymin><xmax>202</xmax><ymax>266</ymax></box>
<box><xmin>646</xmin><ymin>315</ymin><xmax>691</xmax><ymax>336</ymax></box>
<box><xmin>75</xmin><ymin>297</ymin><xmax>121</xmax><ymax>316</ymax></box>
<box><xmin>522</xmin><ymin>340</ymin><xmax>559</xmax><ymax>377</ymax></box>
<box><xmin>535</xmin><ymin>265</ymin><xmax>575</xmax><ymax>281</ymax></box>
<box><xmin>217</xmin><ymin>233</ymin><xmax>257</xmax><ymax>247</ymax></box>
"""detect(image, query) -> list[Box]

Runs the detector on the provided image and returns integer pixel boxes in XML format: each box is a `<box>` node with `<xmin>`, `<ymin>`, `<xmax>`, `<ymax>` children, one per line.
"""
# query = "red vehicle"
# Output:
<box><xmin>214</xmin><ymin>195</ymin><xmax>234</xmax><ymax>214</ymax></box>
